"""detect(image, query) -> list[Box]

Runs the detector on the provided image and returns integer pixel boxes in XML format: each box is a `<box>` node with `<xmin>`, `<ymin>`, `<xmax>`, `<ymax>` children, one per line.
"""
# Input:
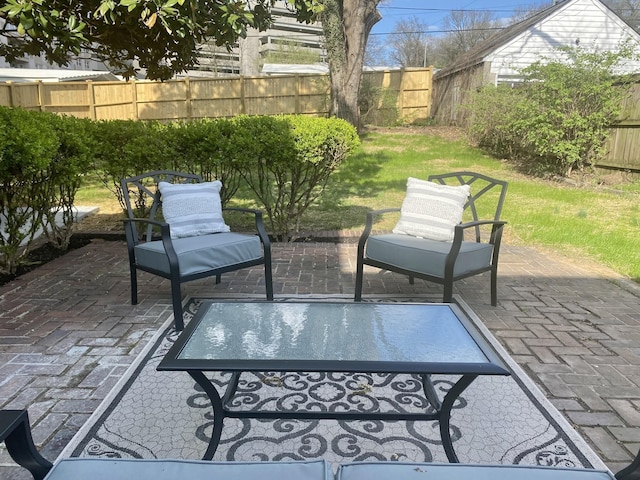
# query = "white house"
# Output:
<box><xmin>432</xmin><ymin>0</ymin><xmax>640</xmax><ymax>125</ymax></box>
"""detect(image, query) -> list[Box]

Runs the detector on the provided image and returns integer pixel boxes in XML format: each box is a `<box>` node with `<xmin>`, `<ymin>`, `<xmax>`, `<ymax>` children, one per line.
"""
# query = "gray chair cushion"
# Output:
<box><xmin>135</xmin><ymin>232</ymin><xmax>263</xmax><ymax>276</ymax></box>
<box><xmin>45</xmin><ymin>458</ymin><xmax>332</xmax><ymax>480</ymax></box>
<box><xmin>336</xmin><ymin>462</ymin><xmax>615</xmax><ymax>480</ymax></box>
<box><xmin>366</xmin><ymin>233</ymin><xmax>493</xmax><ymax>278</ymax></box>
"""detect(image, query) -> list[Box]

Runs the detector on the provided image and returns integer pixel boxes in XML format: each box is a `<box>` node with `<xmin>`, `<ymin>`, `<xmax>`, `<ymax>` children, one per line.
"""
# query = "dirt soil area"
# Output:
<box><xmin>0</xmin><ymin>236</ymin><xmax>93</xmax><ymax>287</ymax></box>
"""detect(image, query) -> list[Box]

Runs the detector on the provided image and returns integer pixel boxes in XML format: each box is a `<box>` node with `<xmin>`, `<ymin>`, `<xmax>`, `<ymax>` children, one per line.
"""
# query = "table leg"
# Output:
<box><xmin>439</xmin><ymin>374</ymin><xmax>478</xmax><ymax>463</ymax></box>
<box><xmin>187</xmin><ymin>370</ymin><xmax>226</xmax><ymax>460</ymax></box>
<box><xmin>421</xmin><ymin>374</ymin><xmax>442</xmax><ymax>411</ymax></box>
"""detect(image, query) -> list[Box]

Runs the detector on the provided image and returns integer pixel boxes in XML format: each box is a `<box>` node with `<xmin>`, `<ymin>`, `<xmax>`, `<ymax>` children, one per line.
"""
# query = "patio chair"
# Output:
<box><xmin>354</xmin><ymin>171</ymin><xmax>507</xmax><ymax>305</ymax></box>
<box><xmin>121</xmin><ymin>171</ymin><xmax>273</xmax><ymax>331</ymax></box>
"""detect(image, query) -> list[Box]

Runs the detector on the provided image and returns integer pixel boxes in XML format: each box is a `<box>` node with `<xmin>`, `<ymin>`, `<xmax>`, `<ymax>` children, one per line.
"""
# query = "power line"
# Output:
<box><xmin>370</xmin><ymin>27</ymin><xmax>504</xmax><ymax>36</ymax></box>
<box><xmin>379</xmin><ymin>6</ymin><xmax>532</xmax><ymax>13</ymax></box>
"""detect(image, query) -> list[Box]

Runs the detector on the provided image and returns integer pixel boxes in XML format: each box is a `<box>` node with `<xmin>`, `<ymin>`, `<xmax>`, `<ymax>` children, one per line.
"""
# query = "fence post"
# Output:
<box><xmin>130</xmin><ymin>79</ymin><xmax>138</xmax><ymax>120</ymax></box>
<box><xmin>240</xmin><ymin>76</ymin><xmax>246</xmax><ymax>114</ymax></box>
<box><xmin>36</xmin><ymin>81</ymin><xmax>44</xmax><ymax>111</ymax></box>
<box><xmin>399</xmin><ymin>69</ymin><xmax>406</xmax><ymax>120</ymax></box>
<box><xmin>295</xmin><ymin>74</ymin><xmax>301</xmax><ymax>114</ymax></box>
<box><xmin>87</xmin><ymin>81</ymin><xmax>96</xmax><ymax>120</ymax></box>
<box><xmin>6</xmin><ymin>81</ymin><xmax>14</xmax><ymax>107</ymax></box>
<box><xmin>185</xmin><ymin>77</ymin><xmax>192</xmax><ymax>120</ymax></box>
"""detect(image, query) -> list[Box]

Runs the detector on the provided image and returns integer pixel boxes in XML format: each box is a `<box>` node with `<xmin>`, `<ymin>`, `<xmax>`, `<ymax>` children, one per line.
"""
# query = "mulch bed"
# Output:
<box><xmin>0</xmin><ymin>236</ymin><xmax>93</xmax><ymax>287</ymax></box>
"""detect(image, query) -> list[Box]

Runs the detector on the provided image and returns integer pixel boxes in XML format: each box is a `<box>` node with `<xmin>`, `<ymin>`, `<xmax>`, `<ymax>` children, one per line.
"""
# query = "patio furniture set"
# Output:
<box><xmin>4</xmin><ymin>170</ymin><xmax>637</xmax><ymax>479</ymax></box>
<box><xmin>121</xmin><ymin>170</ymin><xmax>507</xmax><ymax>331</ymax></box>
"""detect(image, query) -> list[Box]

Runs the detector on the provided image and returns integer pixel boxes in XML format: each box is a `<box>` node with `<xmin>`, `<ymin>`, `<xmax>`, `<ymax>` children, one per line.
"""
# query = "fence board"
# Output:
<box><xmin>8</xmin><ymin>83</ymin><xmax>40</xmax><ymax>109</ymax></box>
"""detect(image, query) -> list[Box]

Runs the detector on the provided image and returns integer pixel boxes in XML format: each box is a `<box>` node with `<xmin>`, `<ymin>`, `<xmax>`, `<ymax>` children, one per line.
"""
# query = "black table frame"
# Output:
<box><xmin>157</xmin><ymin>301</ymin><xmax>510</xmax><ymax>463</ymax></box>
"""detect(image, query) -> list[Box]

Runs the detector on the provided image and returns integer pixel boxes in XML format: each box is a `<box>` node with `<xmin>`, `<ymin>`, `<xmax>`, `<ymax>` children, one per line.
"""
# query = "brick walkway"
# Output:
<box><xmin>1</xmin><ymin>238</ymin><xmax>640</xmax><ymax>478</ymax></box>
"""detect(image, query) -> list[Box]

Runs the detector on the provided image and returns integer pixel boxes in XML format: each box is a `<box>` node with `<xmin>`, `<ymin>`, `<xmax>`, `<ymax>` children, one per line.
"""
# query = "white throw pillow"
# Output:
<box><xmin>392</xmin><ymin>177</ymin><xmax>470</xmax><ymax>242</ymax></box>
<box><xmin>158</xmin><ymin>181</ymin><xmax>230</xmax><ymax>239</ymax></box>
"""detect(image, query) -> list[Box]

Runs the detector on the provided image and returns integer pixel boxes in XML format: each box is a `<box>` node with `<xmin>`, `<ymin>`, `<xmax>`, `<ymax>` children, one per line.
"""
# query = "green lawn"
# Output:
<box><xmin>311</xmin><ymin>129</ymin><xmax>640</xmax><ymax>281</ymax></box>
<box><xmin>75</xmin><ymin>128</ymin><xmax>640</xmax><ymax>281</ymax></box>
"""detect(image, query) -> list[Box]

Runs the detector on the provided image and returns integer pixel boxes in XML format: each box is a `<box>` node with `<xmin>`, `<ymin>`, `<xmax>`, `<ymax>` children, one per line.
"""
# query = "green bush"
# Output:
<box><xmin>42</xmin><ymin>114</ymin><xmax>93</xmax><ymax>249</ymax></box>
<box><xmin>229</xmin><ymin>115</ymin><xmax>360</xmax><ymax>240</ymax></box>
<box><xmin>359</xmin><ymin>78</ymin><xmax>399</xmax><ymax>127</ymax></box>
<box><xmin>0</xmin><ymin>107</ymin><xmax>91</xmax><ymax>273</ymax></box>
<box><xmin>93</xmin><ymin>115</ymin><xmax>359</xmax><ymax>240</ymax></box>
<box><xmin>164</xmin><ymin>119</ymin><xmax>241</xmax><ymax>206</ymax></box>
<box><xmin>466</xmin><ymin>43</ymin><xmax>638</xmax><ymax>177</ymax></box>
<box><xmin>90</xmin><ymin>119</ymin><xmax>171</xmax><ymax>209</ymax></box>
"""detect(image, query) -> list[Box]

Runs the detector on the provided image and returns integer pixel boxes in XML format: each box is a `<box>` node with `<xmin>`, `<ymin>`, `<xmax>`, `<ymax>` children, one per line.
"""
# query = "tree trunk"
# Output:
<box><xmin>321</xmin><ymin>0</ymin><xmax>381</xmax><ymax>130</ymax></box>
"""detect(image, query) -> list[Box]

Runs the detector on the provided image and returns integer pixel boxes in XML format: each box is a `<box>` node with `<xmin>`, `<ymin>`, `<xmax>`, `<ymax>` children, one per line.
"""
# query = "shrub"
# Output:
<box><xmin>164</xmin><ymin>119</ymin><xmax>241</xmax><ymax>206</ymax></box>
<box><xmin>0</xmin><ymin>107</ymin><xmax>91</xmax><ymax>273</ymax></box>
<box><xmin>93</xmin><ymin>115</ymin><xmax>359</xmax><ymax>240</ymax></box>
<box><xmin>359</xmin><ymin>78</ymin><xmax>399</xmax><ymax>126</ymax></box>
<box><xmin>229</xmin><ymin>115</ymin><xmax>360</xmax><ymax>240</ymax></box>
<box><xmin>90</xmin><ymin>119</ymin><xmax>171</xmax><ymax>210</ymax></box>
<box><xmin>466</xmin><ymin>43</ymin><xmax>638</xmax><ymax>177</ymax></box>
<box><xmin>42</xmin><ymin>114</ymin><xmax>93</xmax><ymax>249</ymax></box>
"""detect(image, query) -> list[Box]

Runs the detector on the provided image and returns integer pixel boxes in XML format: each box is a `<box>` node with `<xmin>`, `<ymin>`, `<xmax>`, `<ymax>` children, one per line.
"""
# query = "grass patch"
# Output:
<box><xmin>75</xmin><ymin>128</ymin><xmax>640</xmax><ymax>281</ymax></box>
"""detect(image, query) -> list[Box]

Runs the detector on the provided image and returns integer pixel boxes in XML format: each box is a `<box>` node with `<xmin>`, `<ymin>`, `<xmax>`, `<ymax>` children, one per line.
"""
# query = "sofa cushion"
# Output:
<box><xmin>336</xmin><ymin>462</ymin><xmax>615</xmax><ymax>480</ymax></box>
<box><xmin>393</xmin><ymin>177</ymin><xmax>470</xmax><ymax>242</ymax></box>
<box><xmin>158</xmin><ymin>181</ymin><xmax>230</xmax><ymax>239</ymax></box>
<box><xmin>44</xmin><ymin>458</ymin><xmax>332</xmax><ymax>480</ymax></box>
<box><xmin>366</xmin><ymin>233</ymin><xmax>492</xmax><ymax>278</ymax></box>
<box><xmin>135</xmin><ymin>232</ymin><xmax>262</xmax><ymax>276</ymax></box>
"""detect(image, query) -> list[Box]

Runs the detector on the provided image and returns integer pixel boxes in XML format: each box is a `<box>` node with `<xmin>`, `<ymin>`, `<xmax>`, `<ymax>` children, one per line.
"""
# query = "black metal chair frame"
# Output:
<box><xmin>122</xmin><ymin>170</ymin><xmax>273</xmax><ymax>331</ymax></box>
<box><xmin>355</xmin><ymin>171</ymin><xmax>508</xmax><ymax>306</ymax></box>
<box><xmin>2</xmin><ymin>408</ymin><xmax>640</xmax><ymax>479</ymax></box>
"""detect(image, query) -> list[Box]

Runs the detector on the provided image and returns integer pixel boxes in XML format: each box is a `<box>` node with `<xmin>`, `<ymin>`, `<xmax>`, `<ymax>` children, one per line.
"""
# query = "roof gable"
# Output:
<box><xmin>434</xmin><ymin>0</ymin><xmax>640</xmax><ymax>79</ymax></box>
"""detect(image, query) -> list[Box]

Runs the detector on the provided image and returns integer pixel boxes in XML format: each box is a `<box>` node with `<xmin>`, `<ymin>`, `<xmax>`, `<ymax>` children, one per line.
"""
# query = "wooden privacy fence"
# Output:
<box><xmin>0</xmin><ymin>67</ymin><xmax>432</xmax><ymax>124</ymax></box>
<box><xmin>603</xmin><ymin>77</ymin><xmax>640</xmax><ymax>172</ymax></box>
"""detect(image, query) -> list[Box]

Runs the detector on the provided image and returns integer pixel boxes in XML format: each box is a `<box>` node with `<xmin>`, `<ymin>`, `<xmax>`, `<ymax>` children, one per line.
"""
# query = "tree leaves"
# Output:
<box><xmin>0</xmin><ymin>0</ymin><xmax>322</xmax><ymax>80</ymax></box>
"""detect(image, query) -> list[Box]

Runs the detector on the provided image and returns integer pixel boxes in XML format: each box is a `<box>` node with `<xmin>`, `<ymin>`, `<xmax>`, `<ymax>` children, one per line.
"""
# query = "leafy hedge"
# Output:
<box><xmin>0</xmin><ymin>110</ymin><xmax>359</xmax><ymax>273</ymax></box>
<box><xmin>95</xmin><ymin>115</ymin><xmax>359</xmax><ymax>240</ymax></box>
<box><xmin>0</xmin><ymin>107</ymin><xmax>91</xmax><ymax>274</ymax></box>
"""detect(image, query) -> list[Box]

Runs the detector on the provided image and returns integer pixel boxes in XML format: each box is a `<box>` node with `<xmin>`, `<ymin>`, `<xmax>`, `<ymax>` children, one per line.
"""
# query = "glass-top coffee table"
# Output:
<box><xmin>157</xmin><ymin>301</ymin><xmax>510</xmax><ymax>462</ymax></box>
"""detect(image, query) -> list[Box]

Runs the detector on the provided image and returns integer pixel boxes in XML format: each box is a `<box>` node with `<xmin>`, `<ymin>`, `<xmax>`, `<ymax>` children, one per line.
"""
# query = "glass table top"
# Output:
<box><xmin>175</xmin><ymin>302</ymin><xmax>496</xmax><ymax>368</ymax></box>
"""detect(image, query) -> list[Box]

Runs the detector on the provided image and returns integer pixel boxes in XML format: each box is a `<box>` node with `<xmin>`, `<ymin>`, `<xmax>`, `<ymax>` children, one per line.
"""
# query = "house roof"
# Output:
<box><xmin>433</xmin><ymin>0</ymin><xmax>633</xmax><ymax>79</ymax></box>
<box><xmin>0</xmin><ymin>68</ymin><xmax>121</xmax><ymax>83</ymax></box>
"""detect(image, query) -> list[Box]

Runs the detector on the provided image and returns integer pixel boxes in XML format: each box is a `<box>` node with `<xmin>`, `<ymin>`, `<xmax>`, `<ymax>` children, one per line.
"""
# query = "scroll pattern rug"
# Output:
<box><xmin>63</xmin><ymin>296</ymin><xmax>604</xmax><ymax>471</ymax></box>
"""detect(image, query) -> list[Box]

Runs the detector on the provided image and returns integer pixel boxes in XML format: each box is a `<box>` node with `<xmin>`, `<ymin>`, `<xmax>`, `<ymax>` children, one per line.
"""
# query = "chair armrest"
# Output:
<box><xmin>358</xmin><ymin>208</ymin><xmax>401</xmax><ymax>248</ymax></box>
<box><xmin>446</xmin><ymin>220</ymin><xmax>508</xmax><ymax>276</ymax></box>
<box><xmin>357</xmin><ymin>208</ymin><xmax>401</xmax><ymax>256</ymax></box>
<box><xmin>454</xmin><ymin>219</ymin><xmax>507</xmax><ymax>244</ymax></box>
<box><xmin>0</xmin><ymin>410</ymin><xmax>53</xmax><ymax>480</ymax></box>
<box><xmin>223</xmin><ymin>207</ymin><xmax>271</xmax><ymax>250</ymax></box>
<box><xmin>123</xmin><ymin>218</ymin><xmax>178</xmax><ymax>272</ymax></box>
<box><xmin>123</xmin><ymin>218</ymin><xmax>171</xmax><ymax>244</ymax></box>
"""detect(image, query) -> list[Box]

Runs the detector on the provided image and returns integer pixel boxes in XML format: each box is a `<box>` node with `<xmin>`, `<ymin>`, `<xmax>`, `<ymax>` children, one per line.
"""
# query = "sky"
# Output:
<box><xmin>370</xmin><ymin>1</ymin><xmax>553</xmax><ymax>38</ymax></box>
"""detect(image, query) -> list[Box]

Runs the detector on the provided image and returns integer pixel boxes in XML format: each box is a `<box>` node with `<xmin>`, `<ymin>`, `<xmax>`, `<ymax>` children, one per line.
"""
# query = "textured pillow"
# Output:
<box><xmin>392</xmin><ymin>177</ymin><xmax>470</xmax><ymax>242</ymax></box>
<box><xmin>158</xmin><ymin>181</ymin><xmax>230</xmax><ymax>239</ymax></box>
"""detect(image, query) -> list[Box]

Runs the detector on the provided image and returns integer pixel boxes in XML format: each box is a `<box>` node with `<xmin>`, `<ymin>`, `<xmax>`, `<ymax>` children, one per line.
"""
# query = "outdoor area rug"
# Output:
<box><xmin>61</xmin><ymin>295</ymin><xmax>606</xmax><ymax>471</ymax></box>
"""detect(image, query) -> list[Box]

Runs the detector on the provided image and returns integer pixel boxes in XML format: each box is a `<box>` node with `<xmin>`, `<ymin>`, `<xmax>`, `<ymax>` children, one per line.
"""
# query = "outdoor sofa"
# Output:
<box><xmin>3</xmin><ymin>409</ymin><xmax>638</xmax><ymax>480</ymax></box>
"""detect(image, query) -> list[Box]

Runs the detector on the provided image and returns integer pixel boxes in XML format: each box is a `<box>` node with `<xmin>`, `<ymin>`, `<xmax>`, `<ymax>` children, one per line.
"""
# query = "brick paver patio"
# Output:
<box><xmin>1</xmin><ymin>238</ymin><xmax>639</xmax><ymax>478</ymax></box>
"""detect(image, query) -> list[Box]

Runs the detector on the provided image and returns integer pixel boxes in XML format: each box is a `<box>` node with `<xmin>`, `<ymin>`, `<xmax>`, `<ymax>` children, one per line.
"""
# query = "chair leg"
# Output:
<box><xmin>616</xmin><ymin>449</ymin><xmax>640</xmax><ymax>480</ymax></box>
<box><xmin>443</xmin><ymin>280</ymin><xmax>453</xmax><ymax>303</ymax></box>
<box><xmin>264</xmin><ymin>259</ymin><xmax>274</xmax><ymax>301</ymax></box>
<box><xmin>1</xmin><ymin>410</ymin><xmax>53</xmax><ymax>480</ymax></box>
<box><xmin>130</xmin><ymin>267</ymin><xmax>138</xmax><ymax>305</ymax></box>
<box><xmin>215</xmin><ymin>274</ymin><xmax>221</xmax><ymax>285</ymax></box>
<box><xmin>491</xmin><ymin>267</ymin><xmax>498</xmax><ymax>306</ymax></box>
<box><xmin>354</xmin><ymin>257</ymin><xmax>364</xmax><ymax>302</ymax></box>
<box><xmin>170</xmin><ymin>276</ymin><xmax>184</xmax><ymax>332</ymax></box>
